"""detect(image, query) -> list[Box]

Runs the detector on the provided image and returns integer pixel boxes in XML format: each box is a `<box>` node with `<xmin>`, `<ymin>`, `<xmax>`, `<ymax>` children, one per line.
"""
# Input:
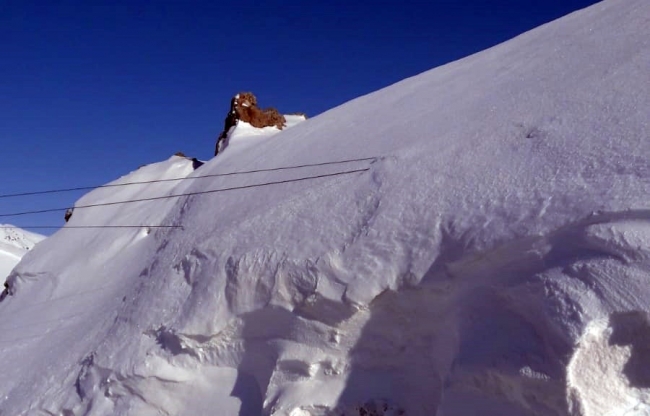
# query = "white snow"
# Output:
<box><xmin>0</xmin><ymin>226</ymin><xmax>44</xmax><ymax>280</ymax></box>
<box><xmin>2</xmin><ymin>0</ymin><xmax>650</xmax><ymax>414</ymax></box>
<box><xmin>217</xmin><ymin>115</ymin><xmax>307</xmax><ymax>159</ymax></box>
<box><xmin>284</xmin><ymin>114</ymin><xmax>308</xmax><ymax>129</ymax></box>
<box><xmin>567</xmin><ymin>316</ymin><xmax>650</xmax><ymax>416</ymax></box>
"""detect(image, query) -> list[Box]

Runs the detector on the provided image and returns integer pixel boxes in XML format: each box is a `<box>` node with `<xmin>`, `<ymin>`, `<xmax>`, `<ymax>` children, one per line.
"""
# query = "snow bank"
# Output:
<box><xmin>2</xmin><ymin>0</ymin><xmax>650</xmax><ymax>414</ymax></box>
<box><xmin>216</xmin><ymin>111</ymin><xmax>307</xmax><ymax>158</ymax></box>
<box><xmin>222</xmin><ymin>115</ymin><xmax>306</xmax><ymax>158</ymax></box>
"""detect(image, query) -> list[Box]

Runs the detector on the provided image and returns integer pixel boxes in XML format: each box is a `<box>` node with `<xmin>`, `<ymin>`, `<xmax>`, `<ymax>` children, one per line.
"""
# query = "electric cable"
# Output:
<box><xmin>0</xmin><ymin>167</ymin><xmax>369</xmax><ymax>218</ymax></box>
<box><xmin>0</xmin><ymin>157</ymin><xmax>377</xmax><ymax>199</ymax></box>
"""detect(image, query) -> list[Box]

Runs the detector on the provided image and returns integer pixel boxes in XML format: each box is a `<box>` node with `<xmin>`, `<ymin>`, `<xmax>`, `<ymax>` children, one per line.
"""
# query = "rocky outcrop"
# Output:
<box><xmin>215</xmin><ymin>92</ymin><xmax>293</xmax><ymax>156</ymax></box>
<box><xmin>173</xmin><ymin>152</ymin><xmax>204</xmax><ymax>170</ymax></box>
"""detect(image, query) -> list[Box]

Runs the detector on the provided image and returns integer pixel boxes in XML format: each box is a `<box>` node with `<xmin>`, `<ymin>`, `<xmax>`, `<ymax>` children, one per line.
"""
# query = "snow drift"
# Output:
<box><xmin>1</xmin><ymin>0</ymin><xmax>650</xmax><ymax>415</ymax></box>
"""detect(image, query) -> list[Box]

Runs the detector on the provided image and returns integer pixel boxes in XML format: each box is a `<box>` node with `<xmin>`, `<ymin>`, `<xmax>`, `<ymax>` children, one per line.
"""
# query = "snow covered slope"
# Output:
<box><xmin>218</xmin><ymin>114</ymin><xmax>307</xmax><ymax>163</ymax></box>
<box><xmin>0</xmin><ymin>226</ymin><xmax>44</xmax><ymax>280</ymax></box>
<box><xmin>2</xmin><ymin>0</ymin><xmax>650</xmax><ymax>415</ymax></box>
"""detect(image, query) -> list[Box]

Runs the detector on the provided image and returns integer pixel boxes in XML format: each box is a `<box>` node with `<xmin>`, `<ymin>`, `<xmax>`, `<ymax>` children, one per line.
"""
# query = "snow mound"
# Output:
<box><xmin>217</xmin><ymin>114</ymin><xmax>307</xmax><ymax>161</ymax></box>
<box><xmin>2</xmin><ymin>0</ymin><xmax>650</xmax><ymax>415</ymax></box>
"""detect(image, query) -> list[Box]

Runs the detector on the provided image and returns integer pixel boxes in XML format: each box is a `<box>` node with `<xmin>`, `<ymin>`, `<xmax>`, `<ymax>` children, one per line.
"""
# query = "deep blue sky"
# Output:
<box><xmin>1</xmin><ymin>0</ymin><xmax>600</xmax><ymax>233</ymax></box>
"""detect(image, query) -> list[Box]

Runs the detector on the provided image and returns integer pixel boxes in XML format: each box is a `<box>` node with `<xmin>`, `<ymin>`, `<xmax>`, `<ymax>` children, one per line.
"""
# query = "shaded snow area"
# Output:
<box><xmin>0</xmin><ymin>226</ymin><xmax>44</xmax><ymax>281</ymax></box>
<box><xmin>2</xmin><ymin>0</ymin><xmax>650</xmax><ymax>414</ymax></box>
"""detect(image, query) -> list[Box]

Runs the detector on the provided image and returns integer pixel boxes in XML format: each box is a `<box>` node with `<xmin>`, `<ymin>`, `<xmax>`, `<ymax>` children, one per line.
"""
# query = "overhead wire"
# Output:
<box><xmin>0</xmin><ymin>156</ymin><xmax>378</xmax><ymax>199</ymax></box>
<box><xmin>0</xmin><ymin>167</ymin><xmax>370</xmax><ymax>218</ymax></box>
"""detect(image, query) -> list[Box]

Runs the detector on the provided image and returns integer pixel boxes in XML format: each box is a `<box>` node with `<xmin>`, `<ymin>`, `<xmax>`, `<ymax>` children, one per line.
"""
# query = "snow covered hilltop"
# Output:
<box><xmin>0</xmin><ymin>226</ymin><xmax>43</xmax><ymax>281</ymax></box>
<box><xmin>1</xmin><ymin>0</ymin><xmax>650</xmax><ymax>415</ymax></box>
<box><xmin>215</xmin><ymin>92</ymin><xmax>307</xmax><ymax>156</ymax></box>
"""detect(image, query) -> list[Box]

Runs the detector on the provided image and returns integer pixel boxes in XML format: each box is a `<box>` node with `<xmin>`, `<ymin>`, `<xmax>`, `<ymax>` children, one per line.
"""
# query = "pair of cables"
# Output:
<box><xmin>0</xmin><ymin>157</ymin><xmax>376</xmax><ymax>230</ymax></box>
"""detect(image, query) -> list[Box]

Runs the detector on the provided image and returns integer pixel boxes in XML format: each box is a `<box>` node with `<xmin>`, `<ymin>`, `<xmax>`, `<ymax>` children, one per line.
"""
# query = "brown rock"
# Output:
<box><xmin>214</xmin><ymin>92</ymin><xmax>290</xmax><ymax>156</ymax></box>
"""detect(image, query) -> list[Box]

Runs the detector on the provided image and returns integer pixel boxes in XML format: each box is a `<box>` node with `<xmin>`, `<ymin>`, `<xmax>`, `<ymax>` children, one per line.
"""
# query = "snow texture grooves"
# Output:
<box><xmin>3</xmin><ymin>1</ymin><xmax>650</xmax><ymax>414</ymax></box>
<box><xmin>17</xmin><ymin>204</ymin><xmax>650</xmax><ymax>414</ymax></box>
<box><xmin>332</xmin><ymin>209</ymin><xmax>650</xmax><ymax>415</ymax></box>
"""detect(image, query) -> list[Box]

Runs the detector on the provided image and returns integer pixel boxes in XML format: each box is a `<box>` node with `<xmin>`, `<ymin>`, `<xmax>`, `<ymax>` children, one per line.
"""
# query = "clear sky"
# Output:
<box><xmin>1</xmin><ymin>0</ymin><xmax>600</xmax><ymax>233</ymax></box>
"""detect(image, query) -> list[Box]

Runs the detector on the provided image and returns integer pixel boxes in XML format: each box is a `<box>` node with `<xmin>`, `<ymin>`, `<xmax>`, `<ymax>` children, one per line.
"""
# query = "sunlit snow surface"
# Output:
<box><xmin>2</xmin><ymin>1</ymin><xmax>650</xmax><ymax>414</ymax></box>
<box><xmin>0</xmin><ymin>226</ymin><xmax>44</xmax><ymax>280</ymax></box>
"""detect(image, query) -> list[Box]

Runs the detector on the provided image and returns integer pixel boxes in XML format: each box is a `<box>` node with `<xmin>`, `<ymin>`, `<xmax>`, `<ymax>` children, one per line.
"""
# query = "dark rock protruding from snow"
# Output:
<box><xmin>214</xmin><ymin>92</ymin><xmax>295</xmax><ymax>155</ymax></box>
<box><xmin>173</xmin><ymin>153</ymin><xmax>204</xmax><ymax>170</ymax></box>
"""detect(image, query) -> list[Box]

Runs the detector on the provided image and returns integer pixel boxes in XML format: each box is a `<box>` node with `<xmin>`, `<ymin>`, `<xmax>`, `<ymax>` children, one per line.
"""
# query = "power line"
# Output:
<box><xmin>0</xmin><ymin>167</ymin><xmax>369</xmax><ymax>218</ymax></box>
<box><xmin>0</xmin><ymin>157</ymin><xmax>377</xmax><ymax>199</ymax></box>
